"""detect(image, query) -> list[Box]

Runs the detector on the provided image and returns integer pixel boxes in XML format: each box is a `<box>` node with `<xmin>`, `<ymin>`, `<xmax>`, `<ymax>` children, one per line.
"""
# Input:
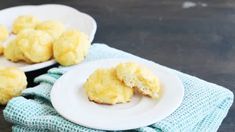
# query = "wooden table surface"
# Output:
<box><xmin>0</xmin><ymin>0</ymin><xmax>235</xmax><ymax>131</ymax></box>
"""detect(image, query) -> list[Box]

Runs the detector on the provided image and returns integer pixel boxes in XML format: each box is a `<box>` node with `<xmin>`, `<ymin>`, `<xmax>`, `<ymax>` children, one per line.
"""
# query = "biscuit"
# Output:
<box><xmin>12</xmin><ymin>15</ymin><xmax>40</xmax><ymax>34</ymax></box>
<box><xmin>36</xmin><ymin>20</ymin><xmax>65</xmax><ymax>39</ymax></box>
<box><xmin>4</xmin><ymin>39</ymin><xmax>30</xmax><ymax>63</ymax></box>
<box><xmin>53</xmin><ymin>30</ymin><xmax>90</xmax><ymax>66</ymax></box>
<box><xmin>0</xmin><ymin>67</ymin><xmax>27</xmax><ymax>105</ymax></box>
<box><xmin>84</xmin><ymin>68</ymin><xmax>134</xmax><ymax>105</ymax></box>
<box><xmin>116</xmin><ymin>62</ymin><xmax>160</xmax><ymax>99</ymax></box>
<box><xmin>0</xmin><ymin>25</ymin><xmax>9</xmax><ymax>42</ymax></box>
<box><xmin>16</xmin><ymin>29</ymin><xmax>53</xmax><ymax>63</ymax></box>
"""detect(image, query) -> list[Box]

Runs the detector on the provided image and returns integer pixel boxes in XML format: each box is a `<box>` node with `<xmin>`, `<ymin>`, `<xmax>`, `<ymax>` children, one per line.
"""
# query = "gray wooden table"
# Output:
<box><xmin>0</xmin><ymin>0</ymin><xmax>234</xmax><ymax>131</ymax></box>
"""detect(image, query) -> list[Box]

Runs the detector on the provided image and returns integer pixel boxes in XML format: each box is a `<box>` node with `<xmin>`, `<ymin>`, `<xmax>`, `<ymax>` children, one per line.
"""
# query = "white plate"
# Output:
<box><xmin>0</xmin><ymin>4</ymin><xmax>97</xmax><ymax>72</ymax></box>
<box><xmin>51</xmin><ymin>59</ymin><xmax>184</xmax><ymax>131</ymax></box>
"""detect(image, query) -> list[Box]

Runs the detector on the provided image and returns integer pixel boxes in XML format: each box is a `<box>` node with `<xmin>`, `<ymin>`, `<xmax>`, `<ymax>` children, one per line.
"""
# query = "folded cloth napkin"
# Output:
<box><xmin>3</xmin><ymin>44</ymin><xmax>234</xmax><ymax>132</ymax></box>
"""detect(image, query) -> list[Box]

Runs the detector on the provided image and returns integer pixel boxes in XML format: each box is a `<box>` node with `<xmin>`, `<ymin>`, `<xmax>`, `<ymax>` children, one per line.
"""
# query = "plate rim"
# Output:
<box><xmin>0</xmin><ymin>4</ymin><xmax>97</xmax><ymax>72</ymax></box>
<box><xmin>51</xmin><ymin>58</ymin><xmax>185</xmax><ymax>131</ymax></box>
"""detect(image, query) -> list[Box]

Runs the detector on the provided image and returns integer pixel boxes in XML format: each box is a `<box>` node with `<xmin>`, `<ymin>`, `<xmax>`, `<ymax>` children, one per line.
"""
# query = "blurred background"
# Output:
<box><xmin>0</xmin><ymin>0</ymin><xmax>235</xmax><ymax>131</ymax></box>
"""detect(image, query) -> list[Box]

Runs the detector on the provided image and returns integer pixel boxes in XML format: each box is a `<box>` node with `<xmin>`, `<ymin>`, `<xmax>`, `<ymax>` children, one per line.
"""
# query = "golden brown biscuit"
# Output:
<box><xmin>0</xmin><ymin>67</ymin><xmax>27</xmax><ymax>105</ymax></box>
<box><xmin>84</xmin><ymin>68</ymin><xmax>134</xmax><ymax>105</ymax></box>
<box><xmin>0</xmin><ymin>25</ymin><xmax>9</xmax><ymax>42</ymax></box>
<box><xmin>4</xmin><ymin>39</ymin><xmax>29</xmax><ymax>62</ymax></box>
<box><xmin>12</xmin><ymin>15</ymin><xmax>40</xmax><ymax>34</ymax></box>
<box><xmin>53</xmin><ymin>30</ymin><xmax>90</xmax><ymax>66</ymax></box>
<box><xmin>36</xmin><ymin>20</ymin><xmax>65</xmax><ymax>39</ymax></box>
<box><xmin>116</xmin><ymin>62</ymin><xmax>160</xmax><ymax>99</ymax></box>
<box><xmin>4</xmin><ymin>29</ymin><xmax>53</xmax><ymax>63</ymax></box>
<box><xmin>16</xmin><ymin>29</ymin><xmax>53</xmax><ymax>63</ymax></box>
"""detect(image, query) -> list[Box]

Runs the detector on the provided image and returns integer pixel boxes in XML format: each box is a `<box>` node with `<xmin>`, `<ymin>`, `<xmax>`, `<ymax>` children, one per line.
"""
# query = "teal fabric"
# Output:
<box><xmin>3</xmin><ymin>44</ymin><xmax>234</xmax><ymax>132</ymax></box>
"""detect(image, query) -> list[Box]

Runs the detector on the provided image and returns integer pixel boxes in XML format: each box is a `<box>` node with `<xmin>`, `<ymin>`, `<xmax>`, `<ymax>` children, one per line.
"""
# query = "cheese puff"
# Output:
<box><xmin>116</xmin><ymin>62</ymin><xmax>160</xmax><ymax>99</ymax></box>
<box><xmin>84</xmin><ymin>68</ymin><xmax>134</xmax><ymax>105</ymax></box>
<box><xmin>12</xmin><ymin>15</ymin><xmax>40</xmax><ymax>34</ymax></box>
<box><xmin>0</xmin><ymin>25</ymin><xmax>9</xmax><ymax>42</ymax></box>
<box><xmin>16</xmin><ymin>29</ymin><xmax>53</xmax><ymax>63</ymax></box>
<box><xmin>4</xmin><ymin>39</ymin><xmax>31</xmax><ymax>63</ymax></box>
<box><xmin>53</xmin><ymin>30</ymin><xmax>90</xmax><ymax>66</ymax></box>
<box><xmin>0</xmin><ymin>67</ymin><xmax>27</xmax><ymax>105</ymax></box>
<box><xmin>36</xmin><ymin>20</ymin><xmax>65</xmax><ymax>39</ymax></box>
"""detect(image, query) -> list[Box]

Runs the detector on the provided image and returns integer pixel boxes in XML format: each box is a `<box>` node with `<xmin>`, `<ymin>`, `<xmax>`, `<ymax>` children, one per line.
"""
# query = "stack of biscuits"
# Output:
<box><xmin>1</xmin><ymin>15</ymin><xmax>90</xmax><ymax>66</ymax></box>
<box><xmin>0</xmin><ymin>15</ymin><xmax>91</xmax><ymax>105</ymax></box>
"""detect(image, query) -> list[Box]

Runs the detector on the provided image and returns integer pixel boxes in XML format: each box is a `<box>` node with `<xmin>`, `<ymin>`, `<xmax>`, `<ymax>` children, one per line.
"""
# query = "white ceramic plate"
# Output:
<box><xmin>0</xmin><ymin>4</ymin><xmax>97</xmax><ymax>72</ymax></box>
<box><xmin>51</xmin><ymin>59</ymin><xmax>184</xmax><ymax>131</ymax></box>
